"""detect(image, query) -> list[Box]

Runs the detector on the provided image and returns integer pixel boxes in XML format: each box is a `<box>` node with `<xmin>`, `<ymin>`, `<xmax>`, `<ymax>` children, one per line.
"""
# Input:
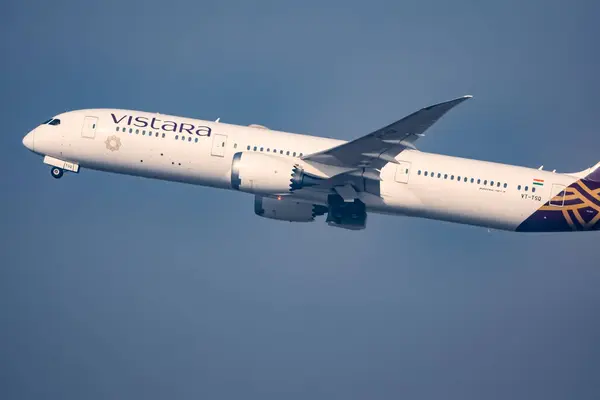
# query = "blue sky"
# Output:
<box><xmin>2</xmin><ymin>1</ymin><xmax>600</xmax><ymax>399</ymax></box>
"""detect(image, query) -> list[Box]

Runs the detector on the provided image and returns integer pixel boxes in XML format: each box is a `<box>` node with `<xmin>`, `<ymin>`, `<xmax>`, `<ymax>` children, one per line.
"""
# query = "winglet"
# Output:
<box><xmin>422</xmin><ymin>95</ymin><xmax>472</xmax><ymax>113</ymax></box>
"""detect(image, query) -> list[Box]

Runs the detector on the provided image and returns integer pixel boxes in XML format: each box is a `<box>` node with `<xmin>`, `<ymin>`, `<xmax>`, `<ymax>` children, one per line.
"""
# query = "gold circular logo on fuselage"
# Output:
<box><xmin>105</xmin><ymin>135</ymin><xmax>122</xmax><ymax>151</ymax></box>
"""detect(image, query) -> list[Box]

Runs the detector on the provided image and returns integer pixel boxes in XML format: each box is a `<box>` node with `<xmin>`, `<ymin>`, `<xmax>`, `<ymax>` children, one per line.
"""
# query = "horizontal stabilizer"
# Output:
<box><xmin>570</xmin><ymin>161</ymin><xmax>600</xmax><ymax>182</ymax></box>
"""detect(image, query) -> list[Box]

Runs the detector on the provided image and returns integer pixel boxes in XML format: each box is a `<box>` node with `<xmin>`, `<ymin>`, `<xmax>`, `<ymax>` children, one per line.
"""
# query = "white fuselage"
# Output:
<box><xmin>23</xmin><ymin>109</ymin><xmax>593</xmax><ymax>232</ymax></box>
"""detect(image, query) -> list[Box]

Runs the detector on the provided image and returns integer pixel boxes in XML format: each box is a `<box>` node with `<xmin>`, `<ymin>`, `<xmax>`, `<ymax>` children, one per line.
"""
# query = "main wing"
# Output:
<box><xmin>302</xmin><ymin>95</ymin><xmax>472</xmax><ymax>170</ymax></box>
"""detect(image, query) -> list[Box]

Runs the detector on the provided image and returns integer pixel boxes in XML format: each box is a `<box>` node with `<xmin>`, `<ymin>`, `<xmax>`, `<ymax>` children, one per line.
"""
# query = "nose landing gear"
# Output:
<box><xmin>43</xmin><ymin>156</ymin><xmax>79</xmax><ymax>179</ymax></box>
<box><xmin>50</xmin><ymin>167</ymin><xmax>64</xmax><ymax>179</ymax></box>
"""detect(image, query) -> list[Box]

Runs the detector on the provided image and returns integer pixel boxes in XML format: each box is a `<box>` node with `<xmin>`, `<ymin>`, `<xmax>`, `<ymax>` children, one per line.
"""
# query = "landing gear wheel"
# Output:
<box><xmin>50</xmin><ymin>167</ymin><xmax>64</xmax><ymax>179</ymax></box>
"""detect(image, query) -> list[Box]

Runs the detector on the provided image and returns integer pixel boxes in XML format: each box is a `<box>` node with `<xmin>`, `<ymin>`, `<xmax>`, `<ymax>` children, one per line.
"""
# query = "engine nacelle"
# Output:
<box><xmin>254</xmin><ymin>196</ymin><xmax>327</xmax><ymax>222</ymax></box>
<box><xmin>231</xmin><ymin>152</ymin><xmax>322</xmax><ymax>195</ymax></box>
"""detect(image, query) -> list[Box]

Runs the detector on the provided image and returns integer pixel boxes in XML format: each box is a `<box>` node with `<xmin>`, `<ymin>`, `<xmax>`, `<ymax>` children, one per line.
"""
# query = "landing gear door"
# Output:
<box><xmin>394</xmin><ymin>161</ymin><xmax>412</xmax><ymax>184</ymax></box>
<box><xmin>549</xmin><ymin>184</ymin><xmax>567</xmax><ymax>207</ymax></box>
<box><xmin>211</xmin><ymin>134</ymin><xmax>227</xmax><ymax>157</ymax></box>
<box><xmin>81</xmin><ymin>116</ymin><xmax>98</xmax><ymax>139</ymax></box>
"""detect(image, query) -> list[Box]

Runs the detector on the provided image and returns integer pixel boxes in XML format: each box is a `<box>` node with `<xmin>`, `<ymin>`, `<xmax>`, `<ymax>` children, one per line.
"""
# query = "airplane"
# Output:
<box><xmin>22</xmin><ymin>96</ymin><xmax>600</xmax><ymax>232</ymax></box>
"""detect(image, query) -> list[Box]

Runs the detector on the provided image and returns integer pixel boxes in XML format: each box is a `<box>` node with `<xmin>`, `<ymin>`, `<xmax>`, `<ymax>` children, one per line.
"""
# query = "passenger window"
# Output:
<box><xmin>424</xmin><ymin>171</ymin><xmax>428</xmax><ymax>177</ymax></box>
<box><xmin>418</xmin><ymin>170</ymin><xmax>422</xmax><ymax>175</ymax></box>
<box><xmin>129</xmin><ymin>128</ymin><xmax>133</xmax><ymax>133</ymax></box>
<box><xmin>254</xmin><ymin>146</ymin><xmax>257</xmax><ymax>151</ymax></box>
<box><xmin>142</xmin><ymin>130</ymin><xmax>145</xmax><ymax>135</ymax></box>
<box><xmin>504</xmin><ymin>183</ymin><xmax>507</xmax><ymax>188</ymax></box>
<box><xmin>115</xmin><ymin>126</ymin><xmax>119</xmax><ymax>131</ymax></box>
<box><xmin>457</xmin><ymin>176</ymin><xmax>461</xmax><ymax>181</ymax></box>
<box><xmin>260</xmin><ymin>147</ymin><xmax>263</xmax><ymax>151</ymax></box>
<box><xmin>484</xmin><ymin>180</ymin><xmax>487</xmax><ymax>185</ymax></box>
<box><xmin>155</xmin><ymin>132</ymin><xmax>159</xmax><ymax>137</ymax></box>
<box><xmin>267</xmin><ymin>148</ymin><xmax>270</xmax><ymax>152</ymax></box>
<box><xmin>525</xmin><ymin>186</ymin><xmax>529</xmax><ymax>191</ymax></box>
<box><xmin>490</xmin><ymin>181</ymin><xmax>494</xmax><ymax>186</ymax></box>
<box><xmin>293</xmin><ymin>152</ymin><xmax>297</xmax><ymax>157</ymax></box>
<box><xmin>195</xmin><ymin>138</ymin><xmax>198</xmax><ymax>143</ymax></box>
<box><xmin>234</xmin><ymin>143</ymin><xmax>237</xmax><ymax>149</ymax></box>
<box><xmin>247</xmin><ymin>145</ymin><xmax>250</xmax><ymax>150</ymax></box>
<box><xmin>162</xmin><ymin>133</ymin><xmax>165</xmax><ymax>138</ymax></box>
<box><xmin>175</xmin><ymin>135</ymin><xmax>179</xmax><ymax>140</ymax></box>
<box><xmin>518</xmin><ymin>185</ymin><xmax>521</xmax><ymax>190</ymax></box>
<box><xmin>464</xmin><ymin>177</ymin><xmax>468</xmax><ymax>182</ymax></box>
<box><xmin>477</xmin><ymin>179</ymin><xmax>481</xmax><ymax>184</ymax></box>
<box><xmin>286</xmin><ymin>151</ymin><xmax>290</xmax><ymax>155</ymax></box>
<box><xmin>497</xmin><ymin>182</ymin><xmax>501</xmax><ymax>187</ymax></box>
<box><xmin>137</xmin><ymin>129</ymin><xmax>140</xmax><ymax>134</ymax></box>
<box><xmin>182</xmin><ymin>136</ymin><xmax>185</xmax><ymax>141</ymax></box>
<box><xmin>122</xmin><ymin>127</ymin><xmax>126</xmax><ymax>132</ymax></box>
<box><xmin>280</xmin><ymin>150</ymin><xmax>283</xmax><ymax>154</ymax></box>
<box><xmin>300</xmin><ymin>153</ymin><xmax>303</xmax><ymax>157</ymax></box>
<box><xmin>188</xmin><ymin>137</ymin><xmax>192</xmax><ymax>142</ymax></box>
<box><xmin>451</xmin><ymin>175</ymin><xmax>454</xmax><ymax>180</ymax></box>
<box><xmin>470</xmin><ymin>178</ymin><xmax>474</xmax><ymax>183</ymax></box>
<box><xmin>444</xmin><ymin>174</ymin><xmax>448</xmax><ymax>179</ymax></box>
<box><xmin>532</xmin><ymin>187</ymin><xmax>536</xmax><ymax>193</ymax></box>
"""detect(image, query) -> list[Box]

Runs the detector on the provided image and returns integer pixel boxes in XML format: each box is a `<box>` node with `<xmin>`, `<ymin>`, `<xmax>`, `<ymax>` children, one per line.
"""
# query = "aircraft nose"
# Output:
<box><xmin>22</xmin><ymin>130</ymin><xmax>35</xmax><ymax>152</ymax></box>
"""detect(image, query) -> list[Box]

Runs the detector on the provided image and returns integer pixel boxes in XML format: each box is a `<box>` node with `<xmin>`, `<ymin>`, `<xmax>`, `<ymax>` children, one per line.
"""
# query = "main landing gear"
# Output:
<box><xmin>50</xmin><ymin>166</ymin><xmax>64</xmax><ymax>179</ymax></box>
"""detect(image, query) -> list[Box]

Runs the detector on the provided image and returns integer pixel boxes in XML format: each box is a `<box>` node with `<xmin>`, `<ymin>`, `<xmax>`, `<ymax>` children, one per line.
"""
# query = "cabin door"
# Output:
<box><xmin>81</xmin><ymin>116</ymin><xmax>98</xmax><ymax>139</ymax></box>
<box><xmin>394</xmin><ymin>161</ymin><xmax>412</xmax><ymax>184</ymax></box>
<box><xmin>211</xmin><ymin>134</ymin><xmax>227</xmax><ymax>157</ymax></box>
<box><xmin>549</xmin><ymin>184</ymin><xmax>567</xmax><ymax>207</ymax></box>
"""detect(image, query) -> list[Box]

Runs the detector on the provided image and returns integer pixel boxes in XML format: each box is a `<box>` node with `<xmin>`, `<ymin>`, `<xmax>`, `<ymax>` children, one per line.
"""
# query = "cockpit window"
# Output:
<box><xmin>41</xmin><ymin>118</ymin><xmax>53</xmax><ymax>124</ymax></box>
<box><xmin>48</xmin><ymin>119</ymin><xmax>61</xmax><ymax>126</ymax></box>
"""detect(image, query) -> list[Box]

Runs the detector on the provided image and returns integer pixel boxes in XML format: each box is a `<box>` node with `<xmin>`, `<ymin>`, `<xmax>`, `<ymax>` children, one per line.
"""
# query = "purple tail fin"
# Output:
<box><xmin>517</xmin><ymin>161</ymin><xmax>600</xmax><ymax>232</ymax></box>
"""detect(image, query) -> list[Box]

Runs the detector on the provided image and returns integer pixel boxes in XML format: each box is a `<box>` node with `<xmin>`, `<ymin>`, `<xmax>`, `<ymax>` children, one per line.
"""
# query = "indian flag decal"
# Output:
<box><xmin>533</xmin><ymin>179</ymin><xmax>544</xmax><ymax>187</ymax></box>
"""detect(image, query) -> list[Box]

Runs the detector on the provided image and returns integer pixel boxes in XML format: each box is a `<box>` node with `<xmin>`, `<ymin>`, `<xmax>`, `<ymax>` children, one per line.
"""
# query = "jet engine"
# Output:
<box><xmin>254</xmin><ymin>196</ymin><xmax>327</xmax><ymax>222</ymax></box>
<box><xmin>231</xmin><ymin>152</ymin><xmax>322</xmax><ymax>194</ymax></box>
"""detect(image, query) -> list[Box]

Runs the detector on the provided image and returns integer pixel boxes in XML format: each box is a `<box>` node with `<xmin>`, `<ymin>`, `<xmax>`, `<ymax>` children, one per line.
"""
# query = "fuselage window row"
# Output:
<box><xmin>118</xmin><ymin>126</ymin><xmax>202</xmax><ymax>142</ymax></box>
<box><xmin>417</xmin><ymin>169</ymin><xmax>509</xmax><ymax>189</ymax></box>
<box><xmin>118</xmin><ymin>126</ymin><xmax>305</xmax><ymax>155</ymax></box>
<box><xmin>245</xmin><ymin>145</ymin><xmax>302</xmax><ymax>158</ymax></box>
<box><xmin>517</xmin><ymin>185</ymin><xmax>535</xmax><ymax>192</ymax></box>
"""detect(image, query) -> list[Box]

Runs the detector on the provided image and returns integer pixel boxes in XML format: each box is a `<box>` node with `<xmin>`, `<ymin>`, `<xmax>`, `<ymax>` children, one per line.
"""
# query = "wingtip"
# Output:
<box><xmin>463</xmin><ymin>94</ymin><xmax>473</xmax><ymax>99</ymax></box>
